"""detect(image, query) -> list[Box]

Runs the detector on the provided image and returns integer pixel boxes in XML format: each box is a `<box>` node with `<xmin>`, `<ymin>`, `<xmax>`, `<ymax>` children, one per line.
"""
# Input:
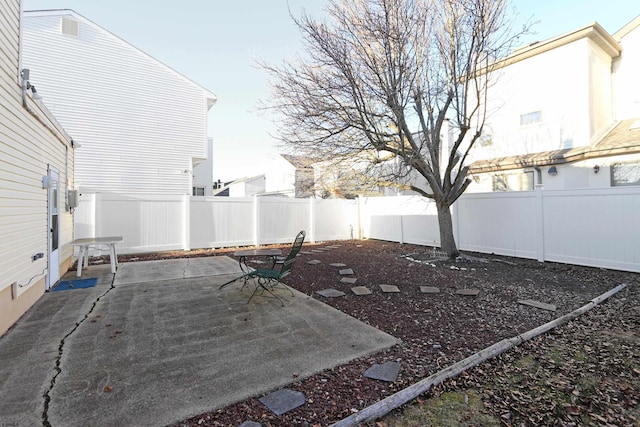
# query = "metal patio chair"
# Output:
<box><xmin>245</xmin><ymin>230</ymin><xmax>306</xmax><ymax>306</ymax></box>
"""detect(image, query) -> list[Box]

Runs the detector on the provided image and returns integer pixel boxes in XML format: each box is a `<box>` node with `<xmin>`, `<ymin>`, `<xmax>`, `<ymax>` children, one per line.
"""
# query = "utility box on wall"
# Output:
<box><xmin>67</xmin><ymin>189</ymin><xmax>79</xmax><ymax>209</ymax></box>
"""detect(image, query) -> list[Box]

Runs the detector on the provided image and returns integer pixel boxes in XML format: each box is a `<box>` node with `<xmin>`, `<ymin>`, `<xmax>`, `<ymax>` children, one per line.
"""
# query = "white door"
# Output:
<box><xmin>47</xmin><ymin>168</ymin><xmax>60</xmax><ymax>289</ymax></box>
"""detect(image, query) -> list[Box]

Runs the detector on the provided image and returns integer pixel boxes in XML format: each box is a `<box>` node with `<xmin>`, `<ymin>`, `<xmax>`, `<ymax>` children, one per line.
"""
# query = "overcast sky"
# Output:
<box><xmin>23</xmin><ymin>0</ymin><xmax>640</xmax><ymax>181</ymax></box>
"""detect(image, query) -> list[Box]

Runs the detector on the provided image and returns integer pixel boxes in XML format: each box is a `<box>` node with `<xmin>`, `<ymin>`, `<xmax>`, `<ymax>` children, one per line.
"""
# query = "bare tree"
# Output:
<box><xmin>263</xmin><ymin>0</ymin><xmax>527</xmax><ymax>257</ymax></box>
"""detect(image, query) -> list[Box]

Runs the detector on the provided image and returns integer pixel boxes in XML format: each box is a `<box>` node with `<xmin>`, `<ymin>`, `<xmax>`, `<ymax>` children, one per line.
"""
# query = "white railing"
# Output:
<box><xmin>75</xmin><ymin>187</ymin><xmax>640</xmax><ymax>272</ymax></box>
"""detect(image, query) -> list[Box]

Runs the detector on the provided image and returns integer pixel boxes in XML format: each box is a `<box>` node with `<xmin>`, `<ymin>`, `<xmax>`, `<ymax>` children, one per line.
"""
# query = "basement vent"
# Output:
<box><xmin>60</xmin><ymin>17</ymin><xmax>79</xmax><ymax>37</ymax></box>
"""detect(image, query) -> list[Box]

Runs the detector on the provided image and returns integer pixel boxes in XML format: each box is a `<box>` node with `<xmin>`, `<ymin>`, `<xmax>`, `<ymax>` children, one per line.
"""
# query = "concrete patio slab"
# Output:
<box><xmin>0</xmin><ymin>257</ymin><xmax>398</xmax><ymax>427</ymax></box>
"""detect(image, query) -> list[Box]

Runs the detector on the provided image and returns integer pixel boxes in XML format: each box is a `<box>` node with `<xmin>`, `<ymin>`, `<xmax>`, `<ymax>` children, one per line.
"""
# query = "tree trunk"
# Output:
<box><xmin>437</xmin><ymin>201</ymin><xmax>458</xmax><ymax>258</ymax></box>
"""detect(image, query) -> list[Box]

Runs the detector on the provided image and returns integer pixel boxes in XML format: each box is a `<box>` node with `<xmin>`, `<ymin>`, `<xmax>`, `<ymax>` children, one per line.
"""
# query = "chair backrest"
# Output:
<box><xmin>278</xmin><ymin>230</ymin><xmax>305</xmax><ymax>279</ymax></box>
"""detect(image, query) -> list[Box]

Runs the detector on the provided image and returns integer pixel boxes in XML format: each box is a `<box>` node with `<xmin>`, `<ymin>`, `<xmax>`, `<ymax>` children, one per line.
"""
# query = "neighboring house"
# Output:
<box><xmin>21</xmin><ymin>10</ymin><xmax>217</xmax><ymax>197</ymax></box>
<box><xmin>213</xmin><ymin>175</ymin><xmax>266</xmax><ymax>197</ymax></box>
<box><xmin>1</xmin><ymin>0</ymin><xmax>74</xmax><ymax>335</ymax></box>
<box><xmin>214</xmin><ymin>154</ymin><xmax>316</xmax><ymax>198</ymax></box>
<box><xmin>192</xmin><ymin>138</ymin><xmax>214</xmax><ymax>196</ymax></box>
<box><xmin>271</xmin><ymin>154</ymin><xmax>315</xmax><ymax>198</ymax></box>
<box><xmin>466</xmin><ymin>17</ymin><xmax>640</xmax><ymax>192</ymax></box>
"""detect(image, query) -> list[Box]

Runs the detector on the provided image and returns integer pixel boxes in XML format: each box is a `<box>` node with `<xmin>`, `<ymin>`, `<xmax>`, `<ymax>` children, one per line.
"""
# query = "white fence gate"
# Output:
<box><xmin>75</xmin><ymin>187</ymin><xmax>640</xmax><ymax>272</ymax></box>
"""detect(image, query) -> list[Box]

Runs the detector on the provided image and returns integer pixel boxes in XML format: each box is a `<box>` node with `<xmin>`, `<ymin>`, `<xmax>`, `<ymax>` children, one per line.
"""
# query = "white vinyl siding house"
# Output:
<box><xmin>1</xmin><ymin>0</ymin><xmax>74</xmax><ymax>335</ymax></box>
<box><xmin>466</xmin><ymin>19</ymin><xmax>640</xmax><ymax>192</ymax></box>
<box><xmin>21</xmin><ymin>10</ymin><xmax>217</xmax><ymax>195</ymax></box>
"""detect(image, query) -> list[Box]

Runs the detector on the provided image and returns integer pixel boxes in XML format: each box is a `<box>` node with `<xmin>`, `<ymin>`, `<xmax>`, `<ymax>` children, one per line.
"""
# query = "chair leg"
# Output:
<box><xmin>247</xmin><ymin>278</ymin><xmax>285</xmax><ymax>307</ymax></box>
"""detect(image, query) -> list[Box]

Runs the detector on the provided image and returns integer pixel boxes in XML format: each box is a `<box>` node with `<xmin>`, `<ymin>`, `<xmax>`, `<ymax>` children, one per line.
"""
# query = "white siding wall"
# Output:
<box><xmin>1</xmin><ymin>0</ymin><xmax>74</xmax><ymax>335</ymax></box>
<box><xmin>21</xmin><ymin>11</ymin><xmax>214</xmax><ymax>195</ymax></box>
<box><xmin>472</xmin><ymin>39</ymin><xmax>593</xmax><ymax>164</ymax></box>
<box><xmin>469</xmin><ymin>35</ymin><xmax>621</xmax><ymax>170</ymax></box>
<box><xmin>614</xmin><ymin>23</ymin><xmax>640</xmax><ymax>119</ymax></box>
<box><xmin>192</xmin><ymin>138</ymin><xmax>213</xmax><ymax>196</ymax></box>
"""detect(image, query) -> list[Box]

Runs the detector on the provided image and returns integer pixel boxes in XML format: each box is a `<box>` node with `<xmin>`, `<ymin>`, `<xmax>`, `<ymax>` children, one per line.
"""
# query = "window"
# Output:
<box><xmin>192</xmin><ymin>186</ymin><xmax>205</xmax><ymax>196</ymax></box>
<box><xmin>61</xmin><ymin>17</ymin><xmax>79</xmax><ymax>37</ymax></box>
<box><xmin>492</xmin><ymin>171</ymin><xmax>534</xmax><ymax>192</ymax></box>
<box><xmin>611</xmin><ymin>162</ymin><xmax>640</xmax><ymax>187</ymax></box>
<box><xmin>520</xmin><ymin>111</ymin><xmax>542</xmax><ymax>125</ymax></box>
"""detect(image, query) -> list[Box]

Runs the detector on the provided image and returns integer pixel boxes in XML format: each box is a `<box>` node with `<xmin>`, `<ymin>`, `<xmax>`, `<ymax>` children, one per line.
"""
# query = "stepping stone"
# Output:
<box><xmin>306</xmin><ymin>259</ymin><xmax>322</xmax><ymax>265</ymax></box>
<box><xmin>363</xmin><ymin>361</ymin><xmax>401</xmax><ymax>382</ymax></box>
<box><xmin>339</xmin><ymin>268</ymin><xmax>354</xmax><ymax>275</ymax></box>
<box><xmin>316</xmin><ymin>288</ymin><xmax>346</xmax><ymax>298</ymax></box>
<box><xmin>455</xmin><ymin>289</ymin><xmax>480</xmax><ymax>296</ymax></box>
<box><xmin>239</xmin><ymin>422</ymin><xmax>262</xmax><ymax>427</ymax></box>
<box><xmin>299</xmin><ymin>251</ymin><xmax>315</xmax><ymax>255</ymax></box>
<box><xmin>329</xmin><ymin>263</ymin><xmax>347</xmax><ymax>267</ymax></box>
<box><xmin>258</xmin><ymin>389</ymin><xmax>305</xmax><ymax>416</ymax></box>
<box><xmin>518</xmin><ymin>299</ymin><xmax>557</xmax><ymax>311</ymax></box>
<box><xmin>379</xmin><ymin>284</ymin><xmax>400</xmax><ymax>293</ymax></box>
<box><xmin>420</xmin><ymin>286</ymin><xmax>440</xmax><ymax>294</ymax></box>
<box><xmin>351</xmin><ymin>286</ymin><xmax>372</xmax><ymax>296</ymax></box>
<box><xmin>340</xmin><ymin>277</ymin><xmax>358</xmax><ymax>285</ymax></box>
<box><xmin>310</xmin><ymin>249</ymin><xmax>325</xmax><ymax>253</ymax></box>
<box><xmin>326</xmin><ymin>245</ymin><xmax>341</xmax><ymax>249</ymax></box>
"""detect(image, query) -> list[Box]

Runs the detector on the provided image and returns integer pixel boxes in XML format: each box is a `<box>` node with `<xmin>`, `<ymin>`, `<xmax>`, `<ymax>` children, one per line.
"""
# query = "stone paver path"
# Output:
<box><xmin>316</xmin><ymin>288</ymin><xmax>346</xmax><ymax>298</ymax></box>
<box><xmin>351</xmin><ymin>286</ymin><xmax>372</xmax><ymax>296</ymax></box>
<box><xmin>301</xmin><ymin>246</ymin><xmax>558</xmax><ymax>327</ymax></box>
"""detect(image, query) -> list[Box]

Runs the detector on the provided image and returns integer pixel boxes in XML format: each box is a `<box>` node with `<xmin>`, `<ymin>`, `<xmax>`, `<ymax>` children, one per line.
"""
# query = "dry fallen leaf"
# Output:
<box><xmin>103</xmin><ymin>386</ymin><xmax>112</xmax><ymax>393</ymax></box>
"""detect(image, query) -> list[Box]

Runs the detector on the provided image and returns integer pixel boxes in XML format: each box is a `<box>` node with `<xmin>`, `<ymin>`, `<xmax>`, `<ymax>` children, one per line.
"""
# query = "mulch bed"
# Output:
<box><xmin>112</xmin><ymin>239</ymin><xmax>638</xmax><ymax>426</ymax></box>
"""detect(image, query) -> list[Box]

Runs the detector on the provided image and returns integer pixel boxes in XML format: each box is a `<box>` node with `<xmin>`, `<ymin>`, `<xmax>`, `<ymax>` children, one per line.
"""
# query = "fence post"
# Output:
<box><xmin>535</xmin><ymin>184</ymin><xmax>545</xmax><ymax>262</ymax></box>
<box><xmin>94</xmin><ymin>192</ymin><xmax>102</xmax><ymax>239</ymax></box>
<box><xmin>399</xmin><ymin>215</ymin><xmax>405</xmax><ymax>244</ymax></box>
<box><xmin>309</xmin><ymin>198</ymin><xmax>316</xmax><ymax>243</ymax></box>
<box><xmin>183</xmin><ymin>195</ymin><xmax>190</xmax><ymax>251</ymax></box>
<box><xmin>356</xmin><ymin>196</ymin><xmax>363</xmax><ymax>239</ymax></box>
<box><xmin>253</xmin><ymin>196</ymin><xmax>259</xmax><ymax>246</ymax></box>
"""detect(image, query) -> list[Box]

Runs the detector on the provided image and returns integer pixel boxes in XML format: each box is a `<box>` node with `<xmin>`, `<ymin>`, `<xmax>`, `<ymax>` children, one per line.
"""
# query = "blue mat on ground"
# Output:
<box><xmin>53</xmin><ymin>278</ymin><xmax>98</xmax><ymax>291</ymax></box>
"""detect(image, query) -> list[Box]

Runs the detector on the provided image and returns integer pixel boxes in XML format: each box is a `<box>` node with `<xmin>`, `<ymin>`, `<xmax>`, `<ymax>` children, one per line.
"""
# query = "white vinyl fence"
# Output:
<box><xmin>75</xmin><ymin>186</ymin><xmax>640</xmax><ymax>272</ymax></box>
<box><xmin>76</xmin><ymin>193</ymin><xmax>359</xmax><ymax>253</ymax></box>
<box><xmin>361</xmin><ymin>186</ymin><xmax>640</xmax><ymax>273</ymax></box>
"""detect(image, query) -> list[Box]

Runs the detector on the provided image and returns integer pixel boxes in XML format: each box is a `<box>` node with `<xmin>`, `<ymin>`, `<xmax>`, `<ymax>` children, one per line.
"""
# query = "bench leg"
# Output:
<box><xmin>77</xmin><ymin>245</ymin><xmax>86</xmax><ymax>277</ymax></box>
<box><xmin>109</xmin><ymin>243</ymin><xmax>118</xmax><ymax>274</ymax></box>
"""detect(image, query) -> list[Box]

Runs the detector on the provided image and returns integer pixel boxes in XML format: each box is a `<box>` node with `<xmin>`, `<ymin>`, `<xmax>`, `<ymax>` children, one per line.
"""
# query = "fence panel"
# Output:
<box><xmin>313</xmin><ymin>199</ymin><xmax>359</xmax><ymax>241</ymax></box>
<box><xmin>190</xmin><ymin>197</ymin><xmax>254</xmax><ymax>249</ymax></box>
<box><xmin>455</xmin><ymin>191</ymin><xmax>538</xmax><ymax>259</ymax></box>
<box><xmin>256</xmin><ymin>197</ymin><xmax>310</xmax><ymax>245</ymax></box>
<box><xmin>95</xmin><ymin>193</ymin><xmax>186</xmax><ymax>253</ymax></box>
<box><xmin>360</xmin><ymin>196</ymin><xmax>435</xmax><ymax>242</ymax></box>
<box><xmin>542</xmin><ymin>187</ymin><xmax>640</xmax><ymax>272</ymax></box>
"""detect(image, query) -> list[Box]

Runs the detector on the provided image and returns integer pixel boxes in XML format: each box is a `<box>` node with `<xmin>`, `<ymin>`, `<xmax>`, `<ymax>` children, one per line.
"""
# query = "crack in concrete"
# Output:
<box><xmin>41</xmin><ymin>274</ymin><xmax>117</xmax><ymax>426</ymax></box>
